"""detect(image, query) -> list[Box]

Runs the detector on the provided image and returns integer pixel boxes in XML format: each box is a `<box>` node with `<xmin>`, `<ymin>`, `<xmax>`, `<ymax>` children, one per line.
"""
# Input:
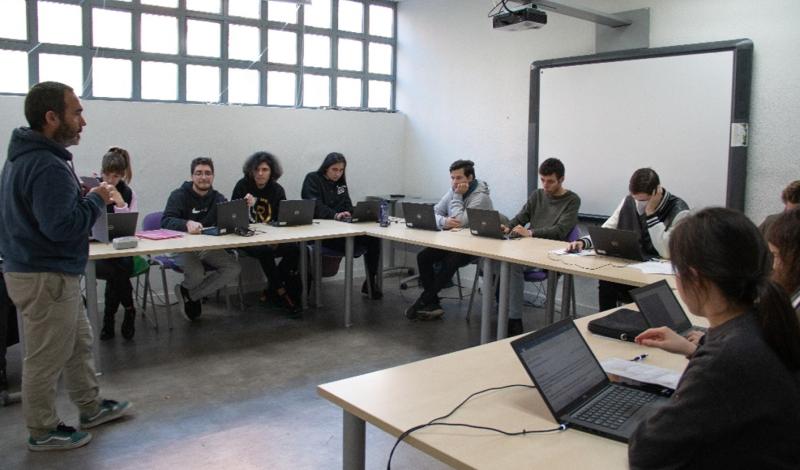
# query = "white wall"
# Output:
<box><xmin>0</xmin><ymin>98</ymin><xmax>406</xmax><ymax>221</ymax></box>
<box><xmin>396</xmin><ymin>0</ymin><xmax>800</xmax><ymax>223</ymax></box>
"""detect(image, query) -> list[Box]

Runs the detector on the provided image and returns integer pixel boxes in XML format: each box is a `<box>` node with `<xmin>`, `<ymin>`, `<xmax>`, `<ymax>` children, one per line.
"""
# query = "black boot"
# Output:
<box><xmin>0</xmin><ymin>367</ymin><xmax>7</xmax><ymax>392</ymax></box>
<box><xmin>121</xmin><ymin>307</ymin><xmax>135</xmax><ymax>340</ymax></box>
<box><xmin>100</xmin><ymin>312</ymin><xmax>115</xmax><ymax>340</ymax></box>
<box><xmin>361</xmin><ymin>274</ymin><xmax>383</xmax><ymax>300</ymax></box>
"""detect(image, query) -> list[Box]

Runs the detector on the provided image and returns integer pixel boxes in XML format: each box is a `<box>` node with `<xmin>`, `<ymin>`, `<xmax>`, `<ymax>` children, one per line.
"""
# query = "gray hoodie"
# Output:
<box><xmin>433</xmin><ymin>180</ymin><xmax>493</xmax><ymax>229</ymax></box>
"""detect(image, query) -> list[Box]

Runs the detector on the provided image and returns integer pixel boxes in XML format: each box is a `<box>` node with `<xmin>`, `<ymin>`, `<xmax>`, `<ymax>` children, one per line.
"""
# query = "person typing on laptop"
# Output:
<box><xmin>567</xmin><ymin>168</ymin><xmax>690</xmax><ymax>310</ymax></box>
<box><xmin>405</xmin><ymin>159</ymin><xmax>493</xmax><ymax>321</ymax></box>
<box><xmin>627</xmin><ymin>208</ymin><xmax>800</xmax><ymax>469</ymax></box>
<box><xmin>499</xmin><ymin>158</ymin><xmax>581</xmax><ymax>335</ymax></box>
<box><xmin>161</xmin><ymin>157</ymin><xmax>241</xmax><ymax>321</ymax></box>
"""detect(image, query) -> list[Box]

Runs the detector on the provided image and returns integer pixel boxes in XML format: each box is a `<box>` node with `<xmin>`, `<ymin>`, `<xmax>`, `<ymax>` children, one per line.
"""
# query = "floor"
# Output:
<box><xmin>0</xmin><ymin>265</ymin><xmax>599</xmax><ymax>470</ymax></box>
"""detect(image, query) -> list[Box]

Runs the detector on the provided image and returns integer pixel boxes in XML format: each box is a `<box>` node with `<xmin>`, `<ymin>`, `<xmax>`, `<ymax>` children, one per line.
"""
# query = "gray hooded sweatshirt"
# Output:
<box><xmin>433</xmin><ymin>180</ymin><xmax>493</xmax><ymax>229</ymax></box>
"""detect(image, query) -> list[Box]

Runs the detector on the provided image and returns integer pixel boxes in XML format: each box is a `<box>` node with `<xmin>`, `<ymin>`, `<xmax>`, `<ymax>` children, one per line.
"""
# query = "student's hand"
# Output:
<box><xmin>108</xmin><ymin>188</ymin><xmax>126</xmax><ymax>208</ymax></box>
<box><xmin>511</xmin><ymin>225</ymin><xmax>531</xmax><ymax>238</ymax></box>
<box><xmin>635</xmin><ymin>326</ymin><xmax>697</xmax><ymax>356</ymax></box>
<box><xmin>444</xmin><ymin>217</ymin><xmax>462</xmax><ymax>229</ymax></box>
<box><xmin>90</xmin><ymin>182</ymin><xmax>113</xmax><ymax>205</ymax></box>
<box><xmin>567</xmin><ymin>240</ymin><xmax>585</xmax><ymax>253</ymax></box>
<box><xmin>685</xmin><ymin>330</ymin><xmax>706</xmax><ymax>346</ymax></box>
<box><xmin>335</xmin><ymin>211</ymin><xmax>352</xmax><ymax>221</ymax></box>
<box><xmin>244</xmin><ymin>193</ymin><xmax>256</xmax><ymax>207</ymax></box>
<box><xmin>500</xmin><ymin>224</ymin><xmax>510</xmax><ymax>234</ymax></box>
<box><xmin>186</xmin><ymin>220</ymin><xmax>203</xmax><ymax>234</ymax></box>
<box><xmin>453</xmin><ymin>182</ymin><xmax>469</xmax><ymax>195</ymax></box>
<box><xmin>645</xmin><ymin>185</ymin><xmax>664</xmax><ymax>217</ymax></box>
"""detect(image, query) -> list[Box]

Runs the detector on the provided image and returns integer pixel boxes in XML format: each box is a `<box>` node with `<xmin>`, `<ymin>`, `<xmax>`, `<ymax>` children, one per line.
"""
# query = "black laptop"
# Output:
<box><xmin>270</xmin><ymin>200</ymin><xmax>315</xmax><ymax>227</ymax></box>
<box><xmin>466</xmin><ymin>208</ymin><xmax>521</xmax><ymax>240</ymax></box>
<box><xmin>343</xmin><ymin>200</ymin><xmax>380</xmax><ymax>223</ymax></box>
<box><xmin>402</xmin><ymin>202</ymin><xmax>439</xmax><ymax>231</ymax></box>
<box><xmin>631</xmin><ymin>280</ymin><xmax>705</xmax><ymax>336</ymax></box>
<box><xmin>91</xmin><ymin>212</ymin><xmax>138</xmax><ymax>243</ymax></box>
<box><xmin>510</xmin><ymin>319</ymin><xmax>670</xmax><ymax>442</ymax></box>
<box><xmin>587</xmin><ymin>226</ymin><xmax>647</xmax><ymax>261</ymax></box>
<box><xmin>216</xmin><ymin>199</ymin><xmax>250</xmax><ymax>235</ymax></box>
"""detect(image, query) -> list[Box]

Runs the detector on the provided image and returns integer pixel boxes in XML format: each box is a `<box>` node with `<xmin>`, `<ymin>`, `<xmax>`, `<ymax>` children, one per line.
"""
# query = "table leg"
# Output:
<box><xmin>377</xmin><ymin>239</ymin><xmax>384</xmax><ymax>292</ymax></box>
<box><xmin>561</xmin><ymin>274</ymin><xmax>573</xmax><ymax>320</ymax></box>
<box><xmin>314</xmin><ymin>240</ymin><xmax>322</xmax><ymax>307</ymax></box>
<box><xmin>343</xmin><ymin>410</ymin><xmax>365</xmax><ymax>470</ymax></box>
<box><xmin>545</xmin><ymin>270</ymin><xmax>558</xmax><ymax>324</ymax></box>
<box><xmin>345</xmin><ymin>237</ymin><xmax>354</xmax><ymax>327</ymax></box>
<box><xmin>300</xmin><ymin>241</ymin><xmax>308</xmax><ymax>310</ymax></box>
<box><xmin>497</xmin><ymin>261</ymin><xmax>510</xmax><ymax>341</ymax></box>
<box><xmin>85</xmin><ymin>260</ymin><xmax>102</xmax><ymax>375</ymax></box>
<box><xmin>480</xmin><ymin>258</ymin><xmax>494</xmax><ymax>344</ymax></box>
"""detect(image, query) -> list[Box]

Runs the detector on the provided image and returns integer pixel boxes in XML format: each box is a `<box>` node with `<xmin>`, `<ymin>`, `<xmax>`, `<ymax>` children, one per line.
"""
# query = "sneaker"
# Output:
<box><xmin>417</xmin><ymin>302</ymin><xmax>445</xmax><ymax>321</ymax></box>
<box><xmin>121</xmin><ymin>307</ymin><xmax>135</xmax><ymax>340</ymax></box>
<box><xmin>100</xmin><ymin>313</ymin><xmax>115</xmax><ymax>341</ymax></box>
<box><xmin>405</xmin><ymin>298</ymin><xmax>424</xmax><ymax>320</ymax></box>
<box><xmin>27</xmin><ymin>423</ymin><xmax>92</xmax><ymax>452</ymax></box>
<box><xmin>279</xmin><ymin>292</ymin><xmax>303</xmax><ymax>319</ymax></box>
<box><xmin>174</xmin><ymin>284</ymin><xmax>201</xmax><ymax>321</ymax></box>
<box><xmin>361</xmin><ymin>279</ymin><xmax>383</xmax><ymax>300</ymax></box>
<box><xmin>80</xmin><ymin>399</ymin><xmax>133</xmax><ymax>429</ymax></box>
<box><xmin>507</xmin><ymin>318</ymin><xmax>524</xmax><ymax>337</ymax></box>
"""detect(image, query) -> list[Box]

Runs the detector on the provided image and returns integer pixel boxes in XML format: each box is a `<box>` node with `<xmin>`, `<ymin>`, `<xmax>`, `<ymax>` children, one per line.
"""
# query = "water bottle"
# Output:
<box><xmin>379</xmin><ymin>199</ymin><xmax>389</xmax><ymax>227</ymax></box>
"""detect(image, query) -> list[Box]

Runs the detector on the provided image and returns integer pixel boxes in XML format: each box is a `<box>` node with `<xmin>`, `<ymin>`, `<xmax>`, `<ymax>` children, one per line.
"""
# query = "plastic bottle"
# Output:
<box><xmin>379</xmin><ymin>199</ymin><xmax>390</xmax><ymax>227</ymax></box>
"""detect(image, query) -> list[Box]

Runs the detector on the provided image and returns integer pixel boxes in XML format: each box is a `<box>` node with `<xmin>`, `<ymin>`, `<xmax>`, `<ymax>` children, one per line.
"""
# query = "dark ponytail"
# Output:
<box><xmin>669</xmin><ymin>207</ymin><xmax>800</xmax><ymax>370</ymax></box>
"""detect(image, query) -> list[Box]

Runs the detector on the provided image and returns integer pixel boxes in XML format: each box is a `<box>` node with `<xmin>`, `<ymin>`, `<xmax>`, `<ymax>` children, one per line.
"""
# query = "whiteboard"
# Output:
<box><xmin>530</xmin><ymin>40</ymin><xmax>752</xmax><ymax>218</ymax></box>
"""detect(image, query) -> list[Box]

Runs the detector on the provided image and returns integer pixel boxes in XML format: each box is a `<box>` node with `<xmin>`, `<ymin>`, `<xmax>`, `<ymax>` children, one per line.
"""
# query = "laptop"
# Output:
<box><xmin>466</xmin><ymin>208</ymin><xmax>520</xmax><ymax>240</ymax></box>
<box><xmin>588</xmin><ymin>226</ymin><xmax>647</xmax><ymax>261</ymax></box>
<box><xmin>270</xmin><ymin>200</ymin><xmax>315</xmax><ymax>227</ymax></box>
<box><xmin>630</xmin><ymin>280</ymin><xmax>705</xmax><ymax>336</ymax></box>
<box><xmin>402</xmin><ymin>202</ymin><xmax>440</xmax><ymax>231</ymax></box>
<box><xmin>510</xmin><ymin>319</ymin><xmax>670</xmax><ymax>442</ymax></box>
<box><xmin>344</xmin><ymin>200</ymin><xmax>380</xmax><ymax>223</ymax></box>
<box><xmin>91</xmin><ymin>212</ymin><xmax>138</xmax><ymax>243</ymax></box>
<box><xmin>216</xmin><ymin>199</ymin><xmax>250</xmax><ymax>235</ymax></box>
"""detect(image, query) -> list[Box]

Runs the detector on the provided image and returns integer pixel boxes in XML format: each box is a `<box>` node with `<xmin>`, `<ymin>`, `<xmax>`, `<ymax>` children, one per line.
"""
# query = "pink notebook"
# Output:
<box><xmin>135</xmin><ymin>229</ymin><xmax>185</xmax><ymax>240</ymax></box>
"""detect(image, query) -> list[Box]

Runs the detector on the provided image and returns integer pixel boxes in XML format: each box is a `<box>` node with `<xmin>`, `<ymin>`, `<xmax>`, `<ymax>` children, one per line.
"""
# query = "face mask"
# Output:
<box><xmin>635</xmin><ymin>199</ymin><xmax>648</xmax><ymax>215</ymax></box>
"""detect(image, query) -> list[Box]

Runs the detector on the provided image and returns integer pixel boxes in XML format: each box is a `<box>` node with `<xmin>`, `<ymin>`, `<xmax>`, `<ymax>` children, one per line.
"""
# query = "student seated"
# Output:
<box><xmin>568</xmin><ymin>168</ymin><xmax>689</xmax><ymax>311</ymax></box>
<box><xmin>759</xmin><ymin>180</ymin><xmax>799</xmax><ymax>236</ymax></box>
<box><xmin>405</xmin><ymin>159</ymin><xmax>493</xmax><ymax>320</ymax></box>
<box><xmin>766</xmin><ymin>208</ymin><xmax>800</xmax><ymax>314</ymax></box>
<box><xmin>500</xmin><ymin>157</ymin><xmax>580</xmax><ymax>335</ymax></box>
<box><xmin>232</xmin><ymin>151</ymin><xmax>301</xmax><ymax>316</ymax></box>
<box><xmin>161</xmin><ymin>157</ymin><xmax>241</xmax><ymax>321</ymax></box>
<box><xmin>627</xmin><ymin>207</ymin><xmax>800</xmax><ymax>469</ymax></box>
<box><xmin>301</xmin><ymin>152</ymin><xmax>382</xmax><ymax>299</ymax></box>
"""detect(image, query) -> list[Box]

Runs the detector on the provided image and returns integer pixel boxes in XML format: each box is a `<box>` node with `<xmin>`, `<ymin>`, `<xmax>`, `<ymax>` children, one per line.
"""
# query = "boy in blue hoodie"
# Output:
<box><xmin>0</xmin><ymin>82</ymin><xmax>132</xmax><ymax>451</ymax></box>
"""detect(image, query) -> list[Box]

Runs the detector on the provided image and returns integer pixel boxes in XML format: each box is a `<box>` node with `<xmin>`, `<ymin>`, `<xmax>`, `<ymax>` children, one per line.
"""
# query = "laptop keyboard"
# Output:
<box><xmin>573</xmin><ymin>386</ymin><xmax>658</xmax><ymax>430</ymax></box>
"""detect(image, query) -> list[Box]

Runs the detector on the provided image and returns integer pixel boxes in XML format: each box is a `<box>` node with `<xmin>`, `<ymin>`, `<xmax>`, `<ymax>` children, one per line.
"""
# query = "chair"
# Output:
<box><xmin>130</xmin><ymin>255</ymin><xmax>159</xmax><ymax>329</ymax></box>
<box><xmin>310</xmin><ymin>241</ymin><xmax>372</xmax><ymax>304</ymax></box>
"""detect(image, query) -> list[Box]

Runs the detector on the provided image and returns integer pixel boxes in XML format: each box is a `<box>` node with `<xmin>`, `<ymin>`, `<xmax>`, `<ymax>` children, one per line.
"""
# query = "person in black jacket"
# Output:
<box><xmin>301</xmin><ymin>152</ymin><xmax>382</xmax><ymax>299</ymax></box>
<box><xmin>231</xmin><ymin>151</ymin><xmax>301</xmax><ymax>315</ymax></box>
<box><xmin>161</xmin><ymin>157</ymin><xmax>241</xmax><ymax>321</ymax></box>
<box><xmin>628</xmin><ymin>208</ymin><xmax>800</xmax><ymax>469</ymax></box>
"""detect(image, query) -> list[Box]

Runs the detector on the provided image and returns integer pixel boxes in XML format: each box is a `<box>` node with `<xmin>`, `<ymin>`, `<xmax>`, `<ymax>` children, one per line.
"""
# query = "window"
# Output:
<box><xmin>0</xmin><ymin>0</ymin><xmax>396</xmax><ymax>110</ymax></box>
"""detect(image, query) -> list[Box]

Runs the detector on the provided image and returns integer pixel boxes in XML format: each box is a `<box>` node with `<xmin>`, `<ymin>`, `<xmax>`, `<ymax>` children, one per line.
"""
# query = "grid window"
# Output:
<box><xmin>0</xmin><ymin>0</ymin><xmax>27</xmax><ymax>41</ymax></box>
<box><xmin>268</xmin><ymin>1</ymin><xmax>298</xmax><ymax>24</ymax></box>
<box><xmin>187</xmin><ymin>64</ymin><xmax>220</xmax><ymax>102</ymax></box>
<box><xmin>369</xmin><ymin>5</ymin><xmax>394</xmax><ymax>38</ymax></box>
<box><xmin>228</xmin><ymin>68</ymin><xmax>260</xmax><ymax>105</ymax></box>
<box><xmin>142</xmin><ymin>0</ymin><xmax>178</xmax><ymax>8</ymax></box>
<box><xmin>368</xmin><ymin>80</ymin><xmax>391</xmax><ymax>109</ymax></box>
<box><xmin>338</xmin><ymin>1</ymin><xmax>364</xmax><ymax>33</ymax></box>
<box><xmin>303</xmin><ymin>74</ymin><xmax>329</xmax><ymax>107</ymax></box>
<box><xmin>92</xmin><ymin>58</ymin><xmax>132</xmax><ymax>99</ymax></box>
<box><xmin>93</xmin><ymin>9</ymin><xmax>132</xmax><ymax>50</ymax></box>
<box><xmin>229</xmin><ymin>24</ymin><xmax>261</xmax><ymax>62</ymax></box>
<box><xmin>0</xmin><ymin>50</ymin><xmax>29</xmax><ymax>93</ymax></box>
<box><xmin>141</xmin><ymin>14</ymin><xmax>178</xmax><ymax>54</ymax></box>
<box><xmin>304</xmin><ymin>0</ymin><xmax>331</xmax><ymax>29</ymax></box>
<box><xmin>303</xmin><ymin>34</ymin><xmax>330</xmax><ymax>68</ymax></box>
<box><xmin>39</xmin><ymin>54</ymin><xmax>83</xmax><ymax>95</ymax></box>
<box><xmin>337</xmin><ymin>77</ymin><xmax>361</xmax><ymax>108</ymax></box>
<box><xmin>187</xmin><ymin>20</ymin><xmax>221</xmax><ymax>58</ymax></box>
<box><xmin>141</xmin><ymin>61</ymin><xmax>178</xmax><ymax>100</ymax></box>
<box><xmin>338</xmin><ymin>39</ymin><xmax>363</xmax><ymax>72</ymax></box>
<box><xmin>186</xmin><ymin>0</ymin><xmax>221</xmax><ymax>14</ymax></box>
<box><xmin>267</xmin><ymin>71</ymin><xmax>296</xmax><ymax>106</ymax></box>
<box><xmin>38</xmin><ymin>2</ymin><xmax>82</xmax><ymax>46</ymax></box>
<box><xmin>369</xmin><ymin>43</ymin><xmax>393</xmax><ymax>75</ymax></box>
<box><xmin>268</xmin><ymin>30</ymin><xmax>297</xmax><ymax>65</ymax></box>
<box><xmin>229</xmin><ymin>0</ymin><xmax>260</xmax><ymax>19</ymax></box>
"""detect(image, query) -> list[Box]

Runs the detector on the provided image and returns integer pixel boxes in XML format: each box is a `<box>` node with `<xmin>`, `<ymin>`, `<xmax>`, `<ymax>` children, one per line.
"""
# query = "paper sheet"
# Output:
<box><xmin>601</xmin><ymin>357</ymin><xmax>681</xmax><ymax>390</ymax></box>
<box><xmin>629</xmin><ymin>260</ymin><xmax>675</xmax><ymax>275</ymax></box>
<box><xmin>549</xmin><ymin>248</ymin><xmax>596</xmax><ymax>257</ymax></box>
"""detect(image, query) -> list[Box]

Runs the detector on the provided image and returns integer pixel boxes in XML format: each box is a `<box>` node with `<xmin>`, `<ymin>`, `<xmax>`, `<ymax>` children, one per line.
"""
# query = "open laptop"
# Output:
<box><xmin>630</xmin><ymin>280</ymin><xmax>705</xmax><ymax>336</ymax></box>
<box><xmin>91</xmin><ymin>212</ymin><xmax>138</xmax><ymax>243</ymax></box>
<box><xmin>510</xmin><ymin>319</ymin><xmax>670</xmax><ymax>442</ymax></box>
<box><xmin>216</xmin><ymin>199</ymin><xmax>250</xmax><ymax>235</ymax></box>
<box><xmin>270</xmin><ymin>199</ymin><xmax>315</xmax><ymax>227</ymax></box>
<box><xmin>342</xmin><ymin>200</ymin><xmax>380</xmax><ymax>223</ymax></box>
<box><xmin>466</xmin><ymin>208</ymin><xmax>520</xmax><ymax>240</ymax></box>
<box><xmin>588</xmin><ymin>226</ymin><xmax>647</xmax><ymax>261</ymax></box>
<box><xmin>402</xmin><ymin>202</ymin><xmax>439</xmax><ymax>231</ymax></box>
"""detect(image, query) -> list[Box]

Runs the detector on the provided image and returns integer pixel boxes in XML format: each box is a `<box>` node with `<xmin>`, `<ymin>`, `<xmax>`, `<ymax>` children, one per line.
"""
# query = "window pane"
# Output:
<box><xmin>39</xmin><ymin>54</ymin><xmax>83</xmax><ymax>95</ymax></box>
<box><xmin>268</xmin><ymin>1</ymin><xmax>298</xmax><ymax>24</ymax></box>
<box><xmin>267</xmin><ymin>30</ymin><xmax>296</xmax><ymax>65</ymax></box>
<box><xmin>0</xmin><ymin>50</ymin><xmax>29</xmax><ymax>93</ymax></box>
<box><xmin>141</xmin><ymin>61</ymin><xmax>177</xmax><ymax>100</ymax></box>
<box><xmin>303</xmin><ymin>34</ymin><xmax>329</xmax><ymax>68</ymax></box>
<box><xmin>187</xmin><ymin>64</ymin><xmax>220</xmax><ymax>102</ymax></box>
<box><xmin>38</xmin><ymin>2</ymin><xmax>82</xmax><ymax>46</ymax></box>
<box><xmin>93</xmin><ymin>9</ymin><xmax>132</xmax><ymax>50</ymax></box>
<box><xmin>141</xmin><ymin>14</ymin><xmax>178</xmax><ymax>54</ymax></box>
<box><xmin>304</xmin><ymin>0</ymin><xmax>330</xmax><ymax>29</ymax></box>
<box><xmin>337</xmin><ymin>39</ymin><xmax>362</xmax><ymax>72</ymax></box>
<box><xmin>0</xmin><ymin>0</ymin><xmax>27</xmax><ymax>40</ymax></box>
<box><xmin>142</xmin><ymin>0</ymin><xmax>177</xmax><ymax>7</ymax></box>
<box><xmin>229</xmin><ymin>24</ymin><xmax>261</xmax><ymax>62</ymax></box>
<box><xmin>92</xmin><ymin>58</ymin><xmax>132</xmax><ymax>99</ymax></box>
<box><xmin>186</xmin><ymin>0</ymin><xmax>220</xmax><ymax>14</ymax></box>
<box><xmin>337</xmin><ymin>77</ymin><xmax>361</xmax><ymax>108</ymax></box>
<box><xmin>267</xmin><ymin>71</ymin><xmax>295</xmax><ymax>106</ymax></box>
<box><xmin>303</xmin><ymin>74</ymin><xmax>329</xmax><ymax>107</ymax></box>
<box><xmin>338</xmin><ymin>0</ymin><xmax>363</xmax><ymax>33</ymax></box>
<box><xmin>368</xmin><ymin>80</ymin><xmax>391</xmax><ymax>109</ymax></box>
<box><xmin>229</xmin><ymin>0</ymin><xmax>260</xmax><ymax>19</ymax></box>
<box><xmin>369</xmin><ymin>5</ymin><xmax>394</xmax><ymax>38</ymax></box>
<box><xmin>368</xmin><ymin>43</ymin><xmax>392</xmax><ymax>75</ymax></box>
<box><xmin>187</xmin><ymin>20</ymin><xmax>221</xmax><ymax>58</ymax></box>
<box><xmin>228</xmin><ymin>68</ymin><xmax>259</xmax><ymax>104</ymax></box>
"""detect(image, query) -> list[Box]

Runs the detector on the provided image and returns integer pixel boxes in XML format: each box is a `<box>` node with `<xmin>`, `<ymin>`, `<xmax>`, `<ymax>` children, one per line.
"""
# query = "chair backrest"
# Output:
<box><xmin>143</xmin><ymin>211</ymin><xmax>163</xmax><ymax>231</ymax></box>
<box><xmin>566</xmin><ymin>225</ymin><xmax>580</xmax><ymax>243</ymax></box>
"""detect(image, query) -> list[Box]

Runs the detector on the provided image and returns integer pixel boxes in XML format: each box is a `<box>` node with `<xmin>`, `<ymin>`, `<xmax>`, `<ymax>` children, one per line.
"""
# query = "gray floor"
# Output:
<box><xmin>0</xmin><ymin>268</ymin><xmax>599</xmax><ymax>470</ymax></box>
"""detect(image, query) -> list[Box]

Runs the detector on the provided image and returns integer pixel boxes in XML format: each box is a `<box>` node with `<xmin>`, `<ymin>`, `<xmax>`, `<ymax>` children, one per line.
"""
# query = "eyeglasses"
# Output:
<box><xmin>193</xmin><ymin>171</ymin><xmax>213</xmax><ymax>177</ymax></box>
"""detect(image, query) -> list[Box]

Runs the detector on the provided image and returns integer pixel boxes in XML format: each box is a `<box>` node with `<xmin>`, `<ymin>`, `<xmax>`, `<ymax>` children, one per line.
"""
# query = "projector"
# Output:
<box><xmin>493</xmin><ymin>6</ymin><xmax>548</xmax><ymax>31</ymax></box>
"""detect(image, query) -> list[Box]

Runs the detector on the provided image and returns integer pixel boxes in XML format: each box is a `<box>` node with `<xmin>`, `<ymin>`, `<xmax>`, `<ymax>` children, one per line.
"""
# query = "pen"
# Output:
<box><xmin>631</xmin><ymin>354</ymin><xmax>648</xmax><ymax>362</ymax></box>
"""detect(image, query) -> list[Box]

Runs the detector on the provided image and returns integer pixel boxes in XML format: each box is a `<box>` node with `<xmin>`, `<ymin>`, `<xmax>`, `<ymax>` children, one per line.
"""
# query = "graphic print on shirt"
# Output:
<box><xmin>252</xmin><ymin>197</ymin><xmax>273</xmax><ymax>223</ymax></box>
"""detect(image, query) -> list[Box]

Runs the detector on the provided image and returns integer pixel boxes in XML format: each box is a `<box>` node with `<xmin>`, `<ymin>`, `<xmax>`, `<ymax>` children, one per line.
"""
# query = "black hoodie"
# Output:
<box><xmin>161</xmin><ymin>180</ymin><xmax>227</xmax><ymax>231</ymax></box>
<box><xmin>231</xmin><ymin>178</ymin><xmax>286</xmax><ymax>224</ymax></box>
<box><xmin>301</xmin><ymin>171</ymin><xmax>352</xmax><ymax>219</ymax></box>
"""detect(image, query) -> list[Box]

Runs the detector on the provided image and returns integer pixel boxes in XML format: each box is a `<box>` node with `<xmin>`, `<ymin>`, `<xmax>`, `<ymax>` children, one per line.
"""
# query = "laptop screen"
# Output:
<box><xmin>631</xmin><ymin>281</ymin><xmax>692</xmax><ymax>332</ymax></box>
<box><xmin>513</xmin><ymin>321</ymin><xmax>608</xmax><ymax>416</ymax></box>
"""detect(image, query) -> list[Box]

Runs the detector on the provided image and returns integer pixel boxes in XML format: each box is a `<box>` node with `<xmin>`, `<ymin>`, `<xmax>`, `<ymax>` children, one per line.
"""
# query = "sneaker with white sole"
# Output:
<box><xmin>80</xmin><ymin>399</ymin><xmax>133</xmax><ymax>429</ymax></box>
<box><xmin>28</xmin><ymin>423</ymin><xmax>92</xmax><ymax>452</ymax></box>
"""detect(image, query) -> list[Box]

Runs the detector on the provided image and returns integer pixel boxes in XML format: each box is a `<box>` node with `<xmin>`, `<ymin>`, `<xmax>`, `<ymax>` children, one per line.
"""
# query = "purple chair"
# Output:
<box><xmin>523</xmin><ymin>225</ymin><xmax>580</xmax><ymax>320</ymax></box>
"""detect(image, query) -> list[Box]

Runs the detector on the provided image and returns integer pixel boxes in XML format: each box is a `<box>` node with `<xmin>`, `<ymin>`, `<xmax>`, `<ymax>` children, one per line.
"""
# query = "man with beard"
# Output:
<box><xmin>0</xmin><ymin>82</ymin><xmax>133</xmax><ymax>451</ymax></box>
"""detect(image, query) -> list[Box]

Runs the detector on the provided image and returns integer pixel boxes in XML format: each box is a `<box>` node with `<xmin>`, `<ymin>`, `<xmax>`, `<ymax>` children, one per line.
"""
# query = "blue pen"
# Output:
<box><xmin>631</xmin><ymin>354</ymin><xmax>648</xmax><ymax>362</ymax></box>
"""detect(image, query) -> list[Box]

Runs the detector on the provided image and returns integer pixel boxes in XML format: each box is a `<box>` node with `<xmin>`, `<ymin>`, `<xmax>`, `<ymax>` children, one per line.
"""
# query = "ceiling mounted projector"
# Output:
<box><xmin>493</xmin><ymin>6</ymin><xmax>548</xmax><ymax>31</ymax></box>
<box><xmin>491</xmin><ymin>1</ymin><xmax>632</xmax><ymax>31</ymax></box>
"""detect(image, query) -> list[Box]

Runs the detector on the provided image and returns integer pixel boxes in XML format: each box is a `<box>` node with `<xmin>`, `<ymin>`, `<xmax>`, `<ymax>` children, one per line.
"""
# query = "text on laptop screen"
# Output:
<box><xmin>518</xmin><ymin>324</ymin><xmax>608</xmax><ymax>413</ymax></box>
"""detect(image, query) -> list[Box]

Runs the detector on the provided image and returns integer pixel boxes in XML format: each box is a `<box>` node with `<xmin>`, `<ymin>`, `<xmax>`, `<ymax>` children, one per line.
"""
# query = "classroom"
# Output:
<box><xmin>1</xmin><ymin>0</ymin><xmax>799</xmax><ymax>468</ymax></box>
